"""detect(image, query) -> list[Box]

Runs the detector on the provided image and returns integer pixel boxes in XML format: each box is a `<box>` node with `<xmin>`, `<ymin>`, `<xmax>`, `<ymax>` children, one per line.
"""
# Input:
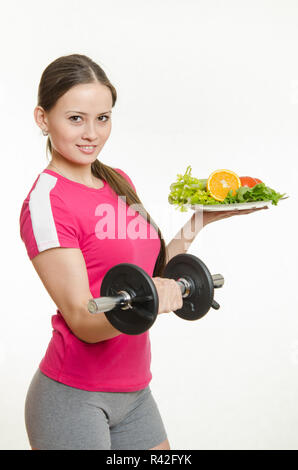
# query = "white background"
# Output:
<box><xmin>0</xmin><ymin>0</ymin><xmax>297</xmax><ymax>450</ymax></box>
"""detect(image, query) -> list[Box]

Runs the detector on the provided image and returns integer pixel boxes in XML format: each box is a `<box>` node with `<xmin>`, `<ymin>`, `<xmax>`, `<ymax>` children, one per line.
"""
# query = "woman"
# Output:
<box><xmin>19</xmin><ymin>54</ymin><xmax>267</xmax><ymax>450</ymax></box>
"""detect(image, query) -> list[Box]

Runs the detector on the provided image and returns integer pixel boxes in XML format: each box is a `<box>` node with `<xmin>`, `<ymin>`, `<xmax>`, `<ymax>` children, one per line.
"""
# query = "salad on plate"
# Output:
<box><xmin>168</xmin><ymin>166</ymin><xmax>288</xmax><ymax>212</ymax></box>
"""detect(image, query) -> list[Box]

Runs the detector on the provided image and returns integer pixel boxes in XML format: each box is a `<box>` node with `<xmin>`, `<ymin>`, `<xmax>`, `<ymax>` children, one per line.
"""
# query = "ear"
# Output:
<box><xmin>34</xmin><ymin>105</ymin><xmax>49</xmax><ymax>133</ymax></box>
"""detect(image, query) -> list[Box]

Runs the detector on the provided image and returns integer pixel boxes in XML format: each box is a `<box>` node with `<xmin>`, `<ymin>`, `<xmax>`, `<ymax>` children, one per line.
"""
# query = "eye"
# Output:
<box><xmin>69</xmin><ymin>116</ymin><xmax>82</xmax><ymax>122</ymax></box>
<box><xmin>98</xmin><ymin>115</ymin><xmax>110</xmax><ymax>122</ymax></box>
<box><xmin>69</xmin><ymin>115</ymin><xmax>110</xmax><ymax>123</ymax></box>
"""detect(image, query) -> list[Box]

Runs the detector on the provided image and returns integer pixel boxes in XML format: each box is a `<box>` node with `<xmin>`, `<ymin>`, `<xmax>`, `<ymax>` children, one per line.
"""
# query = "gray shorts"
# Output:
<box><xmin>25</xmin><ymin>369</ymin><xmax>168</xmax><ymax>450</ymax></box>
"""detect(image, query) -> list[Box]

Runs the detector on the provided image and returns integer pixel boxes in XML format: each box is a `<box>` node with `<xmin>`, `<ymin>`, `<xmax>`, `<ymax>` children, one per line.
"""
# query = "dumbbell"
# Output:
<box><xmin>87</xmin><ymin>253</ymin><xmax>224</xmax><ymax>335</ymax></box>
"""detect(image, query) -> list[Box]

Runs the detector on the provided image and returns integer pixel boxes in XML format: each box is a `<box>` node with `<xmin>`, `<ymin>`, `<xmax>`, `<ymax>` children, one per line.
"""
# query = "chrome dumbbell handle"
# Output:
<box><xmin>212</xmin><ymin>274</ymin><xmax>225</xmax><ymax>288</ymax></box>
<box><xmin>177</xmin><ymin>274</ymin><xmax>224</xmax><ymax>296</ymax></box>
<box><xmin>88</xmin><ymin>291</ymin><xmax>131</xmax><ymax>314</ymax></box>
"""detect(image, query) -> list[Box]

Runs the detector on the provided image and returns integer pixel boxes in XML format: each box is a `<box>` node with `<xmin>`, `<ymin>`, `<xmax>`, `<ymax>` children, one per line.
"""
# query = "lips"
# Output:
<box><xmin>77</xmin><ymin>145</ymin><xmax>97</xmax><ymax>154</ymax></box>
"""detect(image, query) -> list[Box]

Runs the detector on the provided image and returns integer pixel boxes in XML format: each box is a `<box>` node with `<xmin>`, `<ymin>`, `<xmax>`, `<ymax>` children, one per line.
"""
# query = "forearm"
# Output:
<box><xmin>70</xmin><ymin>300</ymin><xmax>123</xmax><ymax>344</ymax></box>
<box><xmin>166</xmin><ymin>210</ymin><xmax>205</xmax><ymax>262</ymax></box>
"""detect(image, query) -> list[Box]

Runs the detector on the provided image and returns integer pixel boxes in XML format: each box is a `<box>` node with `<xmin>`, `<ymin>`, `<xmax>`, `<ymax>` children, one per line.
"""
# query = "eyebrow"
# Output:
<box><xmin>65</xmin><ymin>110</ymin><xmax>112</xmax><ymax>115</ymax></box>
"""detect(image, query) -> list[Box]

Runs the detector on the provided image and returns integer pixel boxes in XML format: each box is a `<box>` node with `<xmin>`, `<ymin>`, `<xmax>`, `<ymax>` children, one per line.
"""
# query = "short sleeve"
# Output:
<box><xmin>114</xmin><ymin>168</ymin><xmax>137</xmax><ymax>192</ymax></box>
<box><xmin>19</xmin><ymin>177</ymin><xmax>80</xmax><ymax>261</ymax></box>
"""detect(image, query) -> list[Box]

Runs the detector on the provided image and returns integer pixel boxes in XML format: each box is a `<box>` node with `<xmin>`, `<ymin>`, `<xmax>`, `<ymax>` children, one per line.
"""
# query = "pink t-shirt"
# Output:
<box><xmin>19</xmin><ymin>167</ymin><xmax>160</xmax><ymax>392</ymax></box>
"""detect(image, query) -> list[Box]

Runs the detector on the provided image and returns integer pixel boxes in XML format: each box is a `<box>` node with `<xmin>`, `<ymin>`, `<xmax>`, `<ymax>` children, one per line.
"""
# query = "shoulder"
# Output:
<box><xmin>20</xmin><ymin>171</ymin><xmax>70</xmax><ymax>221</ymax></box>
<box><xmin>113</xmin><ymin>168</ymin><xmax>136</xmax><ymax>192</ymax></box>
<box><xmin>19</xmin><ymin>172</ymin><xmax>79</xmax><ymax>261</ymax></box>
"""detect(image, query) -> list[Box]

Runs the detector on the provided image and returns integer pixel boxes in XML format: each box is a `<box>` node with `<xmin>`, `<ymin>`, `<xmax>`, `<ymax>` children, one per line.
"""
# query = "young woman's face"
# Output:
<box><xmin>39</xmin><ymin>82</ymin><xmax>113</xmax><ymax>164</ymax></box>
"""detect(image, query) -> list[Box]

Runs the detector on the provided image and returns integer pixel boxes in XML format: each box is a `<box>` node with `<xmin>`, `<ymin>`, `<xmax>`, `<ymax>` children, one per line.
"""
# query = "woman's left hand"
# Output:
<box><xmin>200</xmin><ymin>205</ymin><xmax>269</xmax><ymax>226</ymax></box>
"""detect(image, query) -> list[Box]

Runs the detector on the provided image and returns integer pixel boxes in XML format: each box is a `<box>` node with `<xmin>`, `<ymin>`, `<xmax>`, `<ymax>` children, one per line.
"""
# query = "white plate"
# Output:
<box><xmin>188</xmin><ymin>200</ymin><xmax>273</xmax><ymax>212</ymax></box>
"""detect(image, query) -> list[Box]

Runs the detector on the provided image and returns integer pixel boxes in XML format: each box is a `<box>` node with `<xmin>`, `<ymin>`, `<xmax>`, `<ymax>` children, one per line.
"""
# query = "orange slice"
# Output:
<box><xmin>207</xmin><ymin>169</ymin><xmax>241</xmax><ymax>201</ymax></box>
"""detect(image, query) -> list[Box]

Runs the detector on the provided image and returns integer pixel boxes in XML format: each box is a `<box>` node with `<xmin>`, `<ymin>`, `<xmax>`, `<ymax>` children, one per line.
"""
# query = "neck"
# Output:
<box><xmin>47</xmin><ymin>154</ymin><xmax>97</xmax><ymax>187</ymax></box>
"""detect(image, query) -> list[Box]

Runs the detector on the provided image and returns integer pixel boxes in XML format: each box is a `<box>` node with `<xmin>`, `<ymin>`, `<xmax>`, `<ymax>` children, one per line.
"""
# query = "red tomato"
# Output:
<box><xmin>254</xmin><ymin>178</ymin><xmax>263</xmax><ymax>184</ymax></box>
<box><xmin>240</xmin><ymin>176</ymin><xmax>263</xmax><ymax>187</ymax></box>
<box><xmin>240</xmin><ymin>176</ymin><xmax>258</xmax><ymax>187</ymax></box>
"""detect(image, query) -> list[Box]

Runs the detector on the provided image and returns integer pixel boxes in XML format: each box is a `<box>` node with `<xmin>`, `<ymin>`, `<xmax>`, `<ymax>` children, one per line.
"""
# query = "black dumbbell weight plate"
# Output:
<box><xmin>100</xmin><ymin>263</ymin><xmax>159</xmax><ymax>335</ymax></box>
<box><xmin>163</xmin><ymin>254</ymin><xmax>214</xmax><ymax>320</ymax></box>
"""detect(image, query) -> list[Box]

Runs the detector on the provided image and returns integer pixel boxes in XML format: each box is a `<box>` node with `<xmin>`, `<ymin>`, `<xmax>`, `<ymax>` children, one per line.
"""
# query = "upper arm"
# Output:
<box><xmin>19</xmin><ymin>173</ymin><xmax>90</xmax><ymax>336</ymax></box>
<box><xmin>31</xmin><ymin>247</ymin><xmax>92</xmax><ymax>336</ymax></box>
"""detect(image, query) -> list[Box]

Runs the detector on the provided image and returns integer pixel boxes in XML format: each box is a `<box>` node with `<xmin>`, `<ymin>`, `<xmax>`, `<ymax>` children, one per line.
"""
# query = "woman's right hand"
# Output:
<box><xmin>152</xmin><ymin>277</ymin><xmax>183</xmax><ymax>315</ymax></box>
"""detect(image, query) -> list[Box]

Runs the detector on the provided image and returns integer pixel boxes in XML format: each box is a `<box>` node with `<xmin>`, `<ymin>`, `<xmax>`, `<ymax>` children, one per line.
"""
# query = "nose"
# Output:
<box><xmin>82</xmin><ymin>121</ymin><xmax>98</xmax><ymax>141</ymax></box>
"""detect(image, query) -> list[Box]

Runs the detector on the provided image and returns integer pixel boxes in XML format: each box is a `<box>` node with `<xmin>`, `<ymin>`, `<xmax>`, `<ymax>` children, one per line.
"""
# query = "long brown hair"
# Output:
<box><xmin>37</xmin><ymin>53</ymin><xmax>166</xmax><ymax>277</ymax></box>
